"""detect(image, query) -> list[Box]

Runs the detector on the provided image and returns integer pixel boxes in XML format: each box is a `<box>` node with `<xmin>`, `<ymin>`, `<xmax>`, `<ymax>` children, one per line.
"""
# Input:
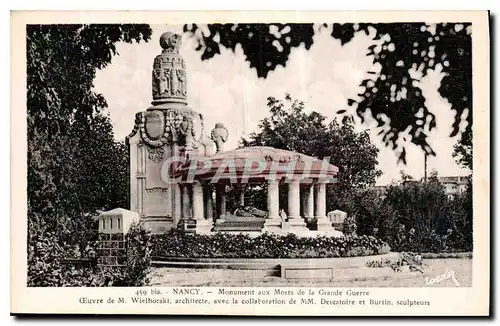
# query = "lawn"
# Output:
<box><xmin>150</xmin><ymin>258</ymin><xmax>472</xmax><ymax>287</ymax></box>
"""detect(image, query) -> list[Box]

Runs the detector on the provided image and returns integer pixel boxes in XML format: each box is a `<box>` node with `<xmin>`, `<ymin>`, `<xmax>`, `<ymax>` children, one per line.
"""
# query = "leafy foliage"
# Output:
<box><xmin>349</xmin><ymin>172</ymin><xmax>473</xmax><ymax>253</ymax></box>
<box><xmin>241</xmin><ymin>95</ymin><xmax>382</xmax><ymax>211</ymax></box>
<box><xmin>27</xmin><ymin>24</ymin><xmax>152</xmax><ymax>285</ymax></box>
<box><xmin>28</xmin><ymin>222</ymin><xmax>152</xmax><ymax>287</ymax></box>
<box><xmin>27</xmin><ymin>24</ymin><xmax>152</xmax><ymax>137</ymax></box>
<box><xmin>27</xmin><ymin>24</ymin><xmax>150</xmax><ymax>220</ymax></box>
<box><xmin>453</xmin><ymin>126</ymin><xmax>472</xmax><ymax>169</ymax></box>
<box><xmin>335</xmin><ymin>23</ymin><xmax>472</xmax><ymax>164</ymax></box>
<box><xmin>183</xmin><ymin>23</ymin><xmax>315</xmax><ymax>78</ymax></box>
<box><xmin>185</xmin><ymin>23</ymin><xmax>472</xmax><ymax>163</ymax></box>
<box><xmin>152</xmin><ymin>230</ymin><xmax>390</xmax><ymax>259</ymax></box>
<box><xmin>342</xmin><ymin>214</ymin><xmax>358</xmax><ymax>236</ymax></box>
<box><xmin>120</xmin><ymin>223</ymin><xmax>153</xmax><ymax>286</ymax></box>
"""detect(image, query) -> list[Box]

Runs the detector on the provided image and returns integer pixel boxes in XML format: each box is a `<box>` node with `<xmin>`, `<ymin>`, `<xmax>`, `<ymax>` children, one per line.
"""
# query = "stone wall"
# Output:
<box><xmin>97</xmin><ymin>208</ymin><xmax>139</xmax><ymax>267</ymax></box>
<box><xmin>97</xmin><ymin>233</ymin><xmax>127</xmax><ymax>267</ymax></box>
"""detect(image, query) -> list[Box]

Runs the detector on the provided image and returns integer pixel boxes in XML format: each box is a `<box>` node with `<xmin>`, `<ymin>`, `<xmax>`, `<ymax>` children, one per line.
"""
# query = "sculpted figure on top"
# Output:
<box><xmin>159</xmin><ymin>32</ymin><xmax>182</xmax><ymax>53</ymax></box>
<box><xmin>152</xmin><ymin>32</ymin><xmax>187</xmax><ymax>103</ymax></box>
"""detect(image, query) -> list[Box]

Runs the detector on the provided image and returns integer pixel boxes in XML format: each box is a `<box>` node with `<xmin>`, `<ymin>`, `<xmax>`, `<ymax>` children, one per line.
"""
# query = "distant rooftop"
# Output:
<box><xmin>373</xmin><ymin>174</ymin><xmax>471</xmax><ymax>188</ymax></box>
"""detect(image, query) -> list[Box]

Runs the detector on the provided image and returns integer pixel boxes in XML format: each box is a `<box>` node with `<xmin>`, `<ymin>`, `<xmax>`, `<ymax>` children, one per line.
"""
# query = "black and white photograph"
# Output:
<box><xmin>10</xmin><ymin>10</ymin><xmax>490</xmax><ymax>316</ymax></box>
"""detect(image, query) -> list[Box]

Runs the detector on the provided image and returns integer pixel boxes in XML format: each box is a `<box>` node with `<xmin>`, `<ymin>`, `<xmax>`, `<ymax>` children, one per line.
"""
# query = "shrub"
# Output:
<box><xmin>27</xmin><ymin>228</ymin><xmax>113</xmax><ymax>287</ymax></box>
<box><xmin>113</xmin><ymin>222</ymin><xmax>152</xmax><ymax>286</ymax></box>
<box><xmin>27</xmin><ymin>221</ymin><xmax>152</xmax><ymax>287</ymax></box>
<box><xmin>381</xmin><ymin>224</ymin><xmax>469</xmax><ymax>254</ymax></box>
<box><xmin>151</xmin><ymin>230</ymin><xmax>390</xmax><ymax>259</ymax></box>
<box><xmin>343</xmin><ymin>214</ymin><xmax>357</xmax><ymax>235</ymax></box>
<box><xmin>348</xmin><ymin>173</ymin><xmax>473</xmax><ymax>254</ymax></box>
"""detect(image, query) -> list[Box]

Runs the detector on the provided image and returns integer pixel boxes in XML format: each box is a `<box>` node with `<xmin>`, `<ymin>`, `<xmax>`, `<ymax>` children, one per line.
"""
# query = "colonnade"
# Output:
<box><xmin>177</xmin><ymin>178</ymin><xmax>332</xmax><ymax>232</ymax></box>
<box><xmin>266</xmin><ymin>179</ymin><xmax>328</xmax><ymax>220</ymax></box>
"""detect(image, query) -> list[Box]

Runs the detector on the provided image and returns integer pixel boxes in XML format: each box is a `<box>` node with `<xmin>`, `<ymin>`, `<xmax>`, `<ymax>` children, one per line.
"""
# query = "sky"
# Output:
<box><xmin>93</xmin><ymin>24</ymin><xmax>471</xmax><ymax>186</ymax></box>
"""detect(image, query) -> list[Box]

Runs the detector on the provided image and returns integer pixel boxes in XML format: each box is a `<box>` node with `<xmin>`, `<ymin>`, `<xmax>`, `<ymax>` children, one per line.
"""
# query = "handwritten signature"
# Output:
<box><xmin>425</xmin><ymin>268</ymin><xmax>460</xmax><ymax>286</ymax></box>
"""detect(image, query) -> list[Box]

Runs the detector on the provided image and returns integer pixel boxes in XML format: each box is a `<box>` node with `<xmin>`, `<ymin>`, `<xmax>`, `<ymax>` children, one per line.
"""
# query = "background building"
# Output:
<box><xmin>372</xmin><ymin>175</ymin><xmax>471</xmax><ymax>200</ymax></box>
<box><xmin>439</xmin><ymin>176</ymin><xmax>471</xmax><ymax>200</ymax></box>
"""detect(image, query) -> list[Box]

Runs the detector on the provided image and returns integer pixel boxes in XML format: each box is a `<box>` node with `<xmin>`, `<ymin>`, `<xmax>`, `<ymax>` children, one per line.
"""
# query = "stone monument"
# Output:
<box><xmin>328</xmin><ymin>209</ymin><xmax>347</xmax><ymax>230</ymax></box>
<box><xmin>106</xmin><ymin>31</ymin><xmax>342</xmax><ymax>237</ymax></box>
<box><xmin>97</xmin><ymin>208</ymin><xmax>139</xmax><ymax>267</ymax></box>
<box><xmin>126</xmin><ymin>32</ymin><xmax>216</xmax><ymax>233</ymax></box>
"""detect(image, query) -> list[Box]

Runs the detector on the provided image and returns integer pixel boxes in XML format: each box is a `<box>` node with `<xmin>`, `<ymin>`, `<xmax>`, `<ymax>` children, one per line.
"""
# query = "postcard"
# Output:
<box><xmin>11</xmin><ymin>10</ymin><xmax>490</xmax><ymax>316</ymax></box>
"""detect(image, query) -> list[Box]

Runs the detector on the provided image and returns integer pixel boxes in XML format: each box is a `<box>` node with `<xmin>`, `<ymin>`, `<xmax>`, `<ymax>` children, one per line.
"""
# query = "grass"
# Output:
<box><xmin>150</xmin><ymin>258</ymin><xmax>472</xmax><ymax>287</ymax></box>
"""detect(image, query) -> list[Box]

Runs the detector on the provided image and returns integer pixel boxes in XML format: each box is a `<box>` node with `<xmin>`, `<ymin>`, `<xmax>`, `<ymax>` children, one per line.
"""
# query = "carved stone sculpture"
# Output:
<box><xmin>233</xmin><ymin>206</ymin><xmax>267</xmax><ymax>218</ymax></box>
<box><xmin>175</xmin><ymin>69</ymin><xmax>186</xmax><ymax>96</ymax></box>
<box><xmin>280</xmin><ymin>209</ymin><xmax>288</xmax><ymax>222</ymax></box>
<box><xmin>152</xmin><ymin>32</ymin><xmax>187</xmax><ymax>104</ymax></box>
<box><xmin>179</xmin><ymin>116</ymin><xmax>195</xmax><ymax>149</ymax></box>
<box><xmin>159</xmin><ymin>32</ymin><xmax>182</xmax><ymax>53</ymax></box>
<box><xmin>211</xmin><ymin>123</ymin><xmax>228</xmax><ymax>153</ymax></box>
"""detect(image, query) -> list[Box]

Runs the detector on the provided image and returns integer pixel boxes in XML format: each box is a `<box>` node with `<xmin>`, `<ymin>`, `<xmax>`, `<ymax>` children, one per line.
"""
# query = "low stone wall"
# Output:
<box><xmin>152</xmin><ymin>252</ymin><xmax>400</xmax><ymax>271</ymax></box>
<box><xmin>152</xmin><ymin>252</ymin><xmax>471</xmax><ymax>270</ymax></box>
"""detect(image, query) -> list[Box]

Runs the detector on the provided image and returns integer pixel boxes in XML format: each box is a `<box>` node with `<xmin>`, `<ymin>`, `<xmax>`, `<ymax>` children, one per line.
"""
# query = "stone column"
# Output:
<box><xmin>192</xmin><ymin>181</ymin><xmax>204</xmax><ymax>220</ymax></box>
<box><xmin>136</xmin><ymin>144</ymin><xmax>146</xmax><ymax>215</ymax></box>
<box><xmin>193</xmin><ymin>181</ymin><xmax>212</xmax><ymax>233</ymax></box>
<box><xmin>165</xmin><ymin>183</ymin><xmax>173</xmax><ymax>218</ymax></box>
<box><xmin>287</xmin><ymin>180</ymin><xmax>301</xmax><ymax>218</ymax></box>
<box><xmin>203</xmin><ymin>184</ymin><xmax>213</xmax><ymax>220</ymax></box>
<box><xmin>267</xmin><ymin>179</ymin><xmax>279</xmax><ymax>219</ymax></box>
<box><xmin>215</xmin><ymin>184</ymin><xmax>227</xmax><ymax>222</ymax></box>
<box><xmin>181</xmin><ymin>184</ymin><xmax>191</xmax><ymax>221</ymax></box>
<box><xmin>238</xmin><ymin>185</ymin><xmax>245</xmax><ymax>207</ymax></box>
<box><xmin>287</xmin><ymin>180</ymin><xmax>308</xmax><ymax>232</ymax></box>
<box><xmin>263</xmin><ymin>178</ymin><xmax>281</xmax><ymax>232</ymax></box>
<box><xmin>315</xmin><ymin>182</ymin><xmax>334</xmax><ymax>231</ymax></box>
<box><xmin>314</xmin><ymin>183</ymin><xmax>326</xmax><ymax>218</ymax></box>
<box><xmin>128</xmin><ymin>137</ymin><xmax>139</xmax><ymax>212</ymax></box>
<box><xmin>304</xmin><ymin>183</ymin><xmax>315</xmax><ymax>222</ymax></box>
<box><xmin>173</xmin><ymin>183</ymin><xmax>182</xmax><ymax>226</ymax></box>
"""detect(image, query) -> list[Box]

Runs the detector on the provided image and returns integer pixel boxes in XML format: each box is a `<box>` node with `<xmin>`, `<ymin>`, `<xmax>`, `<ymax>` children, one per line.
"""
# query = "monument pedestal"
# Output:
<box><xmin>263</xmin><ymin>218</ymin><xmax>282</xmax><ymax>233</ymax></box>
<box><xmin>194</xmin><ymin>218</ymin><xmax>213</xmax><ymax>234</ymax></box>
<box><xmin>214</xmin><ymin>215</ymin><xmax>265</xmax><ymax>232</ymax></box>
<box><xmin>214</xmin><ymin>216</ymin><xmax>226</xmax><ymax>228</ymax></box>
<box><xmin>316</xmin><ymin>216</ymin><xmax>335</xmax><ymax>231</ymax></box>
<box><xmin>142</xmin><ymin>217</ymin><xmax>174</xmax><ymax>234</ymax></box>
<box><xmin>287</xmin><ymin>217</ymin><xmax>309</xmax><ymax>232</ymax></box>
<box><xmin>177</xmin><ymin>219</ymin><xmax>196</xmax><ymax>232</ymax></box>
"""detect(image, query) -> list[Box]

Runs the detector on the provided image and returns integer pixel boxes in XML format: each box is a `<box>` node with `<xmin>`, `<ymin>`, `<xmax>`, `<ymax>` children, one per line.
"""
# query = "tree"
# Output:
<box><xmin>385</xmin><ymin>172</ymin><xmax>449</xmax><ymax>236</ymax></box>
<box><xmin>28</xmin><ymin>113</ymin><xmax>129</xmax><ymax>256</ymax></box>
<box><xmin>453</xmin><ymin>126</ymin><xmax>472</xmax><ymax>170</ymax></box>
<box><xmin>384</xmin><ymin>172</ymin><xmax>448</xmax><ymax>251</ymax></box>
<box><xmin>348</xmin><ymin>189</ymin><xmax>398</xmax><ymax>239</ymax></box>
<box><xmin>27</xmin><ymin>24</ymin><xmax>152</xmax><ymax>257</ymax></box>
<box><xmin>241</xmin><ymin>94</ymin><xmax>382</xmax><ymax>211</ymax></box>
<box><xmin>443</xmin><ymin>178</ymin><xmax>473</xmax><ymax>250</ymax></box>
<box><xmin>184</xmin><ymin>23</ymin><xmax>472</xmax><ymax>164</ymax></box>
<box><xmin>28</xmin><ymin>24</ymin><xmax>150</xmax><ymax>219</ymax></box>
<box><xmin>26</xmin><ymin>24</ymin><xmax>157</xmax><ymax>287</ymax></box>
<box><xmin>51</xmin><ymin>115</ymin><xmax>129</xmax><ymax>216</ymax></box>
<box><xmin>348</xmin><ymin>170</ymin><xmax>473</xmax><ymax>252</ymax></box>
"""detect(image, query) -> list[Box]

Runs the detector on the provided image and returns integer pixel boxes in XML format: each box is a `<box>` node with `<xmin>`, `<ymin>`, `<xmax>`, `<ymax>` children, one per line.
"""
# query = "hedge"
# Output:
<box><xmin>28</xmin><ymin>222</ymin><xmax>152</xmax><ymax>287</ymax></box>
<box><xmin>151</xmin><ymin>229</ymin><xmax>391</xmax><ymax>259</ymax></box>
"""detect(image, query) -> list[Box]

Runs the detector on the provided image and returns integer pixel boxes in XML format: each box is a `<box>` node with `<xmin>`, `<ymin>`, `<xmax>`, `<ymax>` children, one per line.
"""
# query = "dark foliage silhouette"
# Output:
<box><xmin>27</xmin><ymin>24</ymin><xmax>153</xmax><ymax>286</ymax></box>
<box><xmin>184</xmin><ymin>23</ymin><xmax>472</xmax><ymax>164</ymax></box>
